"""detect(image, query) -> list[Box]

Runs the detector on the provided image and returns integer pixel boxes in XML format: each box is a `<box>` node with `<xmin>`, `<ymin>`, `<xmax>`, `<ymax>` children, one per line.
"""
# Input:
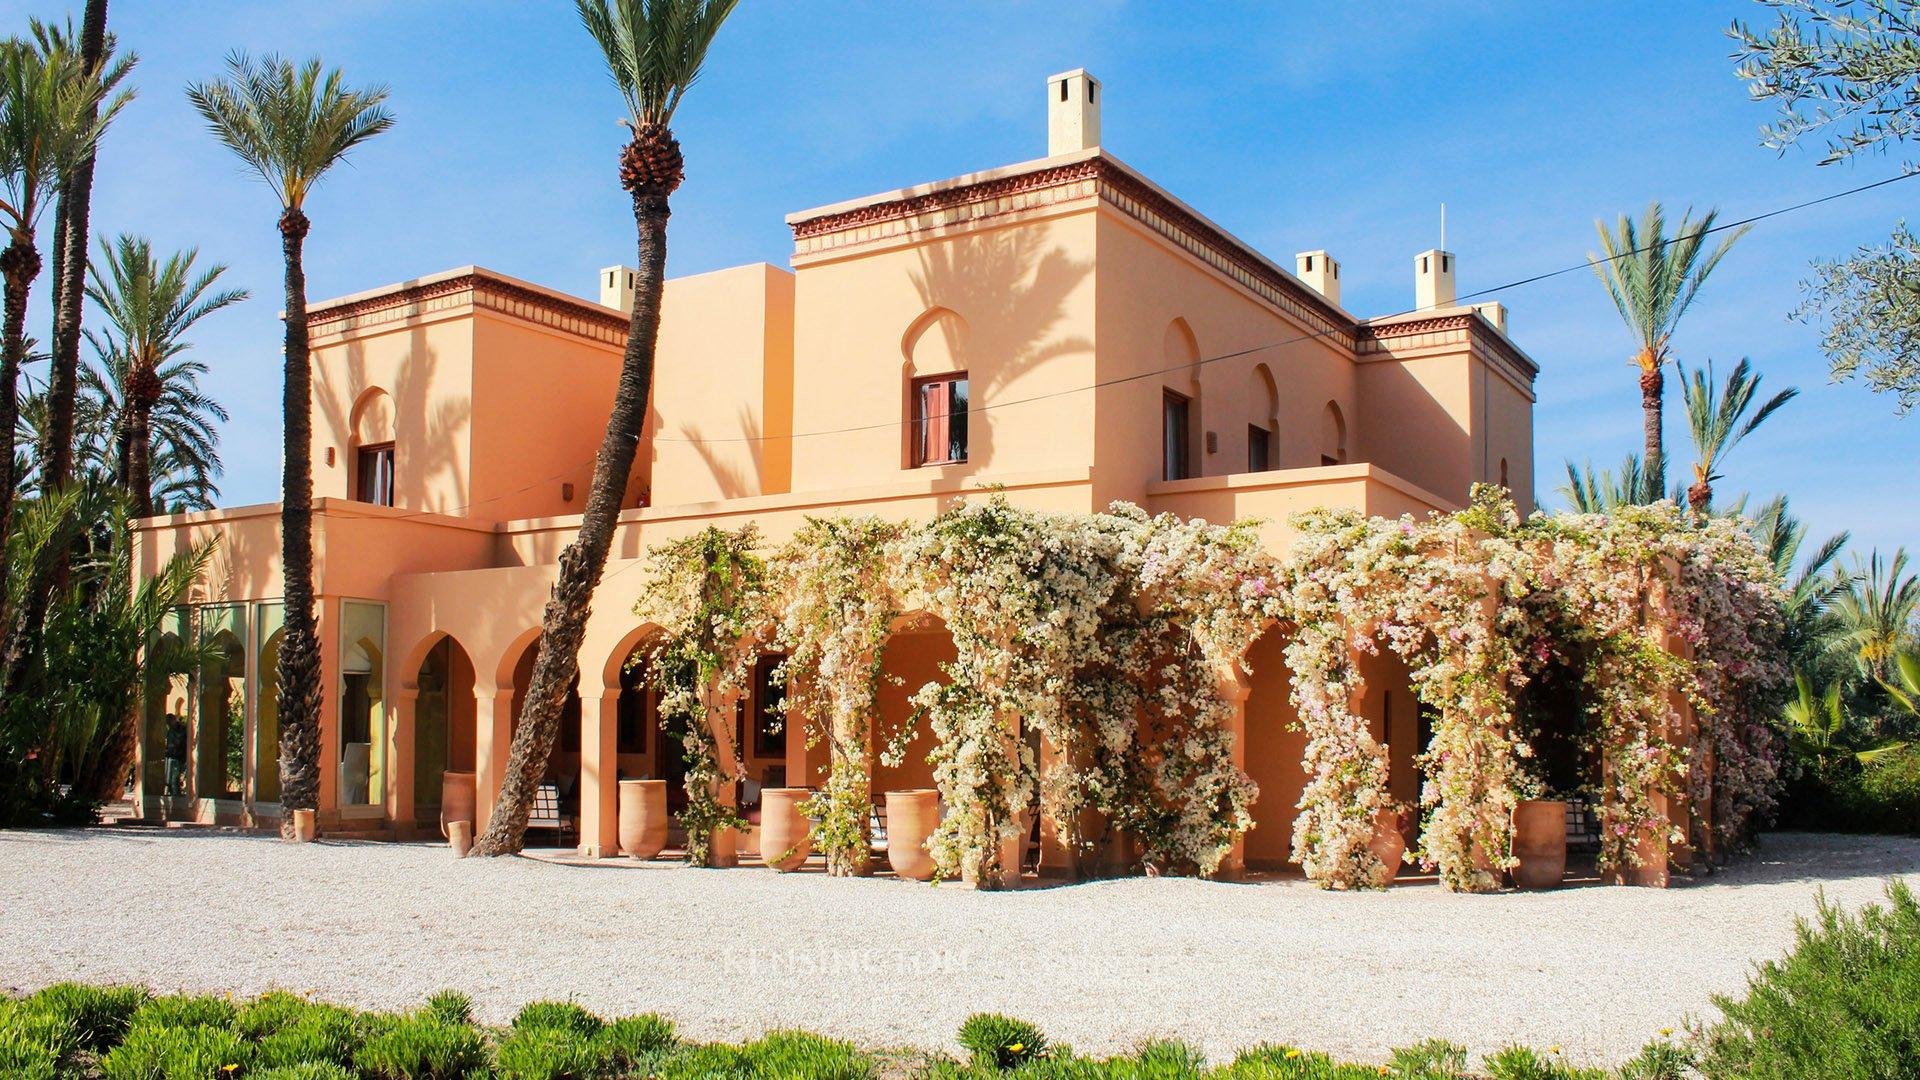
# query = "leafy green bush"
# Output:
<box><xmin>651</xmin><ymin>1042</ymin><xmax>747</xmax><ymax>1078</ymax></box>
<box><xmin>511</xmin><ymin>1000</ymin><xmax>603</xmax><ymax>1037</ymax></box>
<box><xmin>736</xmin><ymin>1030</ymin><xmax>874</xmax><ymax>1078</ymax></box>
<box><xmin>1481</xmin><ymin>1045</ymin><xmax>1604</xmax><ymax>1080</ymax></box>
<box><xmin>251</xmin><ymin>1065</ymin><xmax>359</xmax><ymax>1080</ymax></box>
<box><xmin>0</xmin><ymin>1003</ymin><xmax>67</xmax><ymax>1080</ymax></box>
<box><xmin>959</xmin><ymin>1013</ymin><xmax>1049</xmax><ymax>1070</ymax></box>
<box><xmin>256</xmin><ymin>1005</ymin><xmax>365</xmax><ymax>1070</ymax></box>
<box><xmin>355</xmin><ymin>1014</ymin><xmax>489</xmax><ymax>1080</ymax></box>
<box><xmin>128</xmin><ymin>992</ymin><xmax>238</xmax><ymax>1032</ymax></box>
<box><xmin>237</xmin><ymin>990</ymin><xmax>326</xmax><ymax>1040</ymax></box>
<box><xmin>597</xmin><ymin>1013</ymin><xmax>675</xmax><ymax>1070</ymax></box>
<box><xmin>1699</xmin><ymin>878</ymin><xmax>1920</xmax><ymax>1078</ymax></box>
<box><xmin>424</xmin><ymin>990</ymin><xmax>475</xmax><ymax>1027</ymax></box>
<box><xmin>1389</xmin><ymin>1039</ymin><xmax>1469</xmax><ymax>1078</ymax></box>
<box><xmin>1217</xmin><ymin>1043</ymin><xmax>1384</xmax><ymax>1078</ymax></box>
<box><xmin>1616</xmin><ymin>1035</ymin><xmax>1693</xmax><ymax>1080</ymax></box>
<box><xmin>1782</xmin><ymin>749</ymin><xmax>1920</xmax><ymax>835</ymax></box>
<box><xmin>99</xmin><ymin>1021</ymin><xmax>253</xmax><ymax>1080</ymax></box>
<box><xmin>495</xmin><ymin>1023</ymin><xmax>609</xmax><ymax>1080</ymax></box>
<box><xmin>23</xmin><ymin>981</ymin><xmax>149</xmax><ymax>1051</ymax></box>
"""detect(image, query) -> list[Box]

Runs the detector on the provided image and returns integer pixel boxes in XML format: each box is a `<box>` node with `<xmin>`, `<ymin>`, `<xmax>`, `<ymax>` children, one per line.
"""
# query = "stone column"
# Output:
<box><xmin>473</xmin><ymin>687</ymin><xmax>513</xmax><ymax>835</ymax></box>
<box><xmin>579</xmin><ymin>690</ymin><xmax>621</xmax><ymax>857</ymax></box>
<box><xmin>390</xmin><ymin>687</ymin><xmax>418</xmax><ymax>832</ymax></box>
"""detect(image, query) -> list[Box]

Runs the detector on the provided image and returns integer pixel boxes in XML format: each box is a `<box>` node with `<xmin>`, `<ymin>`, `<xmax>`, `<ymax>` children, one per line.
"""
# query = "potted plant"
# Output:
<box><xmin>1511</xmin><ymin>775</ymin><xmax>1568</xmax><ymax>889</ymax></box>
<box><xmin>885</xmin><ymin>789</ymin><xmax>939</xmax><ymax>880</ymax></box>
<box><xmin>618</xmin><ymin>778</ymin><xmax>669</xmax><ymax>860</ymax></box>
<box><xmin>757</xmin><ymin>787</ymin><xmax>813</xmax><ymax>871</ymax></box>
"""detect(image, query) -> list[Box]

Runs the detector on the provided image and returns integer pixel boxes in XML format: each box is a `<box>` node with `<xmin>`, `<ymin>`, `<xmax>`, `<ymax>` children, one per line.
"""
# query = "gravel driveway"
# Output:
<box><xmin>1</xmin><ymin>828</ymin><xmax>1913</xmax><ymax>1068</ymax></box>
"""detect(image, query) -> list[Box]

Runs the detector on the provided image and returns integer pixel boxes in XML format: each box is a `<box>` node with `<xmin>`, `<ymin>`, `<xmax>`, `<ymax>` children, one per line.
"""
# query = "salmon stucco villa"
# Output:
<box><xmin>129</xmin><ymin>71</ymin><xmax>1543</xmax><ymax>876</ymax></box>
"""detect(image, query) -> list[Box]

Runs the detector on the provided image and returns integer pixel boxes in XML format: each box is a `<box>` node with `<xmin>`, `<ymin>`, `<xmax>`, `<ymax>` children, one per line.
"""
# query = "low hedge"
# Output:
<box><xmin>2</xmin><ymin>880</ymin><xmax>1913</xmax><ymax>1078</ymax></box>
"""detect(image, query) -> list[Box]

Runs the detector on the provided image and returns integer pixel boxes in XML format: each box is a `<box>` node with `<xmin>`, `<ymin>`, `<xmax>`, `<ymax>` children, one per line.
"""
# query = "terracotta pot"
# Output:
<box><xmin>1511</xmin><ymin>799</ymin><xmax>1568</xmax><ymax>889</ymax></box>
<box><xmin>1367</xmin><ymin>808</ymin><xmax>1405</xmax><ymax>883</ymax></box>
<box><xmin>291</xmin><ymin>808</ymin><xmax>316</xmax><ymax>844</ymax></box>
<box><xmin>439</xmin><ymin>771</ymin><xmax>476</xmax><ymax>840</ymax></box>
<box><xmin>447</xmin><ymin>819</ymin><xmax>472</xmax><ymax>857</ymax></box>
<box><xmin>757</xmin><ymin>788</ymin><xmax>813</xmax><ymax>871</ymax></box>
<box><xmin>885</xmin><ymin>789</ymin><xmax>940</xmax><ymax>881</ymax></box>
<box><xmin>618</xmin><ymin>779</ymin><xmax>669</xmax><ymax>860</ymax></box>
<box><xmin>962</xmin><ymin>809</ymin><xmax>1028</xmax><ymax>888</ymax></box>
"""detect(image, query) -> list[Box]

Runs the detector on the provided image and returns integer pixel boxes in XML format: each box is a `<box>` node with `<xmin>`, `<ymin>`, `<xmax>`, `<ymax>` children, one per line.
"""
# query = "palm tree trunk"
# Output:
<box><xmin>275</xmin><ymin>208</ymin><xmax>324</xmax><ymax>838</ymax></box>
<box><xmin>43</xmin><ymin>0</ymin><xmax>108</xmax><ymax>490</ymax></box>
<box><xmin>0</xmin><ymin>238</ymin><xmax>43</xmax><ymax>634</ymax></box>
<box><xmin>125</xmin><ymin>394</ymin><xmax>153</xmax><ymax>519</ymax></box>
<box><xmin>1640</xmin><ymin>364</ymin><xmax>1664</xmax><ymax>502</ymax></box>
<box><xmin>470</xmin><ymin>191</ymin><xmax>670</xmax><ymax>856</ymax></box>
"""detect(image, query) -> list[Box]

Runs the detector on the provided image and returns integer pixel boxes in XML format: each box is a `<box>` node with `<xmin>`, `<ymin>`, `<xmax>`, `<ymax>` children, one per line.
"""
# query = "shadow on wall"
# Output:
<box><xmin>909</xmin><ymin>227</ymin><xmax>1091</xmax><ymax>478</ymax></box>
<box><xmin>677</xmin><ymin>407</ymin><xmax>764</xmax><ymax>504</ymax></box>
<box><xmin>313</xmin><ymin>330</ymin><xmax>472</xmax><ymax>514</ymax></box>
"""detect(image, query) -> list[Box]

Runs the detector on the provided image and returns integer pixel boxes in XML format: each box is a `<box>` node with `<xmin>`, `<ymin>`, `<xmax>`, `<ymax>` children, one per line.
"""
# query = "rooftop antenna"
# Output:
<box><xmin>1439</xmin><ymin>202</ymin><xmax>1446</xmax><ymax>250</ymax></box>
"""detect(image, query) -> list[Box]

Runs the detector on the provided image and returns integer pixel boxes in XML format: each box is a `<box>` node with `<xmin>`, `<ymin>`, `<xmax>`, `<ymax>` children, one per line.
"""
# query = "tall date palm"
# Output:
<box><xmin>472</xmin><ymin>0</ymin><xmax>738</xmax><ymax>856</ymax></box>
<box><xmin>1677</xmin><ymin>357</ymin><xmax>1796</xmax><ymax>514</ymax></box>
<box><xmin>0</xmin><ymin>34</ymin><xmax>123</xmax><ymax>631</ymax></box>
<box><xmin>85</xmin><ymin>234</ymin><xmax>247</xmax><ymax>518</ymax></box>
<box><xmin>1590</xmin><ymin>204</ymin><xmax>1747</xmax><ymax>501</ymax></box>
<box><xmin>187</xmin><ymin>54</ymin><xmax>392</xmax><ymax>838</ymax></box>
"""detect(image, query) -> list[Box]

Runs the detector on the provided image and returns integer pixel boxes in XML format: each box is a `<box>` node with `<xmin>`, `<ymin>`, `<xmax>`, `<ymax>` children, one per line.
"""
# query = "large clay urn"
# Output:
<box><xmin>1512</xmin><ymin>799</ymin><xmax>1568</xmax><ymax>889</ymax></box>
<box><xmin>1367</xmin><ymin>808</ymin><xmax>1406</xmax><ymax>885</ymax></box>
<box><xmin>885</xmin><ymin>789</ymin><xmax>940</xmax><ymax>881</ymax></box>
<box><xmin>618</xmin><ymin>779</ymin><xmax>669</xmax><ymax>860</ymax></box>
<box><xmin>439</xmin><ymin>771</ymin><xmax>476</xmax><ymax>840</ymax></box>
<box><xmin>963</xmin><ymin>809</ymin><xmax>1028</xmax><ymax>889</ymax></box>
<box><xmin>291</xmin><ymin>808</ymin><xmax>316</xmax><ymax>844</ymax></box>
<box><xmin>446</xmin><ymin>819</ymin><xmax>473</xmax><ymax>857</ymax></box>
<box><xmin>757</xmin><ymin>788</ymin><xmax>814</xmax><ymax>872</ymax></box>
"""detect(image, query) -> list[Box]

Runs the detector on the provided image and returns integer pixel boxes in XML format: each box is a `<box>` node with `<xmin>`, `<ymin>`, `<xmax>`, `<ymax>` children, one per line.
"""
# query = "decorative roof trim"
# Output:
<box><xmin>308</xmin><ymin>271</ymin><xmax>630</xmax><ymax>345</ymax></box>
<box><xmin>788</xmin><ymin>154</ymin><xmax>1354</xmax><ymax>347</ymax></box>
<box><xmin>1357</xmin><ymin>312</ymin><xmax>1540</xmax><ymax>384</ymax></box>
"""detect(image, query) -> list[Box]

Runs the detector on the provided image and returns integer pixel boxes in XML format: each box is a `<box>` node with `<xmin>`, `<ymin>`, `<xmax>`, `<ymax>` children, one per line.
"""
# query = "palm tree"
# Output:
<box><xmin>1750</xmin><ymin>494</ymin><xmax>1849</xmax><ymax>672</ymax></box>
<box><xmin>0</xmin><ymin>33</ymin><xmax>125</xmax><ymax>626</ymax></box>
<box><xmin>39</xmin><ymin>7</ymin><xmax>133</xmax><ymax>495</ymax></box>
<box><xmin>187</xmin><ymin>54</ymin><xmax>392</xmax><ymax>838</ymax></box>
<box><xmin>1677</xmin><ymin>357</ymin><xmax>1796</xmax><ymax>514</ymax></box>
<box><xmin>471</xmin><ymin>0</ymin><xmax>739</xmax><ymax>856</ymax></box>
<box><xmin>1829</xmin><ymin>549</ymin><xmax>1920</xmax><ymax>681</ymax></box>
<box><xmin>1559</xmin><ymin>453</ymin><xmax>1652</xmax><ymax>512</ymax></box>
<box><xmin>1590</xmin><ymin>203</ymin><xmax>1749</xmax><ymax>500</ymax></box>
<box><xmin>84</xmin><ymin>235</ymin><xmax>246</xmax><ymax>518</ymax></box>
<box><xmin>86</xmin><ymin>339</ymin><xmax>230</xmax><ymax>513</ymax></box>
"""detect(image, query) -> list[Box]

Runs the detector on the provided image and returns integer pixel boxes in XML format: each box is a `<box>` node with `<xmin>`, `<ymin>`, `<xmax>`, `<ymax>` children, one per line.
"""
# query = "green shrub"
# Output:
<box><xmin>1616</xmin><ymin>1035</ymin><xmax>1694</xmax><ymax>1080</ymax></box>
<box><xmin>0</xmin><ymin>1005</ymin><xmax>65</xmax><ymax>1080</ymax></box>
<box><xmin>958</xmin><ymin>1013</ymin><xmax>1049</xmax><ymax>1070</ymax></box>
<box><xmin>1217</xmin><ymin>1043</ymin><xmax>1382</xmax><ymax>1078</ymax></box>
<box><xmin>736</xmin><ymin>1030</ymin><xmax>874</xmax><ymax>1079</ymax></box>
<box><xmin>1782</xmin><ymin>749</ymin><xmax>1920</xmax><ymax>835</ymax></box>
<box><xmin>355</xmin><ymin>1014</ymin><xmax>489</xmax><ymax>1080</ymax></box>
<box><xmin>129</xmin><ymin>992</ymin><xmax>238</xmax><ymax>1032</ymax></box>
<box><xmin>495</xmin><ymin>1024</ymin><xmax>609</xmax><ymax>1080</ymax></box>
<box><xmin>423</xmin><ymin>990</ymin><xmax>474</xmax><ymax>1027</ymax></box>
<box><xmin>1388</xmin><ymin>1038</ymin><xmax>1469</xmax><ymax>1078</ymax></box>
<box><xmin>1481</xmin><ymin>1045</ymin><xmax>1603</xmax><ymax>1080</ymax></box>
<box><xmin>255</xmin><ymin>1005</ymin><xmax>365</xmax><ymax>1069</ymax></box>
<box><xmin>597</xmin><ymin>1013</ymin><xmax>676</xmax><ymax>1069</ymax></box>
<box><xmin>237</xmin><ymin>990</ymin><xmax>325</xmax><ymax>1040</ymax></box>
<box><xmin>651</xmin><ymin>1042</ymin><xmax>747</xmax><ymax>1078</ymax></box>
<box><xmin>511</xmin><ymin>1000</ymin><xmax>603</xmax><ymax>1037</ymax></box>
<box><xmin>250</xmin><ymin>1065</ymin><xmax>359</xmax><ymax>1080</ymax></box>
<box><xmin>23</xmin><ymin>981</ymin><xmax>149</xmax><ymax>1051</ymax></box>
<box><xmin>1700</xmin><ymin>878</ymin><xmax>1920</xmax><ymax>1078</ymax></box>
<box><xmin>99</xmin><ymin>1022</ymin><xmax>253</xmax><ymax>1080</ymax></box>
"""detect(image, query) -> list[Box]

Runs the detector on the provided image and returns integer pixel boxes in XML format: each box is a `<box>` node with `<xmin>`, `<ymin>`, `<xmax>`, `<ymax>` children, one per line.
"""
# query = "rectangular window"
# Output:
<box><xmin>355</xmin><ymin>443</ymin><xmax>394</xmax><ymax>506</ymax></box>
<box><xmin>1247</xmin><ymin>424</ymin><xmax>1271</xmax><ymax>472</ymax></box>
<box><xmin>753</xmin><ymin>654</ymin><xmax>786</xmax><ymax>759</ymax></box>
<box><xmin>1162</xmin><ymin>390</ymin><xmax>1191</xmax><ymax>481</ymax></box>
<box><xmin>338</xmin><ymin>600</ymin><xmax>387</xmax><ymax>808</ymax></box>
<box><xmin>911</xmin><ymin>374</ymin><xmax>969</xmax><ymax>467</ymax></box>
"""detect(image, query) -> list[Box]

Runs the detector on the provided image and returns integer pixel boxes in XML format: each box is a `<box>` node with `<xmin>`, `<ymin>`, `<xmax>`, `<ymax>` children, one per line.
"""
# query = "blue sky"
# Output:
<box><xmin>7</xmin><ymin>1</ymin><xmax>1915</xmax><ymax>559</ymax></box>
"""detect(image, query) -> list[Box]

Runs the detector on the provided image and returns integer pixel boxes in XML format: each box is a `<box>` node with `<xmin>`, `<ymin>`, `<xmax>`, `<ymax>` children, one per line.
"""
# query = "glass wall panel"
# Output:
<box><xmin>414</xmin><ymin>637</ymin><xmax>452</xmax><ymax>809</ymax></box>
<box><xmin>254</xmin><ymin>602</ymin><xmax>285</xmax><ymax>804</ymax></box>
<box><xmin>339</xmin><ymin>601</ymin><xmax>387</xmax><ymax>806</ymax></box>
<box><xmin>195</xmin><ymin>604</ymin><xmax>248</xmax><ymax>800</ymax></box>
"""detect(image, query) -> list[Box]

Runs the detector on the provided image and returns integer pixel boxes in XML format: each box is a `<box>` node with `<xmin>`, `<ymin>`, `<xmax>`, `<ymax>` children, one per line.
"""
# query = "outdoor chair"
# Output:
<box><xmin>529</xmin><ymin>782</ymin><xmax>576</xmax><ymax>848</ymax></box>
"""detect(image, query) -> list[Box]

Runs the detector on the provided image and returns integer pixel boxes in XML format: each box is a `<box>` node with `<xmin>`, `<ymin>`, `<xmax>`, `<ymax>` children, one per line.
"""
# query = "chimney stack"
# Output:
<box><xmin>1473</xmin><ymin>301</ymin><xmax>1508</xmax><ymax>333</ymax></box>
<box><xmin>600</xmin><ymin>265</ymin><xmax>637</xmax><ymax>313</ymax></box>
<box><xmin>1414</xmin><ymin>248</ymin><xmax>1455</xmax><ymax>310</ymax></box>
<box><xmin>1048</xmin><ymin>69</ymin><xmax>1101</xmax><ymax>156</ymax></box>
<box><xmin>1295</xmin><ymin>250</ymin><xmax>1341</xmax><ymax>306</ymax></box>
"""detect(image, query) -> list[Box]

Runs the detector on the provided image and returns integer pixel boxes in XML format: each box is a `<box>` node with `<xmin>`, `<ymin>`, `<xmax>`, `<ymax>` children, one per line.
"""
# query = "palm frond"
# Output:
<box><xmin>575</xmin><ymin>0</ymin><xmax>739</xmax><ymax>128</ymax></box>
<box><xmin>185</xmin><ymin>52</ymin><xmax>394</xmax><ymax>210</ymax></box>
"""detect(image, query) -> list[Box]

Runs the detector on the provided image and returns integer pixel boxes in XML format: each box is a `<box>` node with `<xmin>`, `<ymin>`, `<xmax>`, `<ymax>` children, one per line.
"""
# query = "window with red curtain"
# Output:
<box><xmin>1162</xmin><ymin>390</ymin><xmax>1191</xmax><ymax>481</ymax></box>
<box><xmin>911</xmin><ymin>373</ymin><xmax>969</xmax><ymax>466</ymax></box>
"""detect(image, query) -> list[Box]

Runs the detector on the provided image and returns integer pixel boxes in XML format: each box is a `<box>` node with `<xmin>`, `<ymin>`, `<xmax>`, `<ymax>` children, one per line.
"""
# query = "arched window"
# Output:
<box><xmin>1248</xmin><ymin>363</ymin><xmax>1279</xmax><ymax>472</ymax></box>
<box><xmin>349</xmin><ymin>388</ymin><xmax>396</xmax><ymax>506</ymax></box>
<box><xmin>1320</xmin><ymin>401</ymin><xmax>1347</xmax><ymax>466</ymax></box>
<box><xmin>903</xmin><ymin>308</ymin><xmax>969</xmax><ymax>468</ymax></box>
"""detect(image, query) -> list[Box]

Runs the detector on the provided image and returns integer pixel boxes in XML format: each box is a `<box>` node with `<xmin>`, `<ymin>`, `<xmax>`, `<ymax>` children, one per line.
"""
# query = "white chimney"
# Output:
<box><xmin>599</xmin><ymin>265</ymin><xmax>637</xmax><ymax>313</ymax></box>
<box><xmin>1414</xmin><ymin>248</ymin><xmax>1456</xmax><ymax>310</ymax></box>
<box><xmin>1048</xmin><ymin>69</ymin><xmax>1101</xmax><ymax>156</ymax></box>
<box><xmin>1295</xmin><ymin>250</ymin><xmax>1341</xmax><ymax>306</ymax></box>
<box><xmin>1473</xmin><ymin>301</ymin><xmax>1507</xmax><ymax>333</ymax></box>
